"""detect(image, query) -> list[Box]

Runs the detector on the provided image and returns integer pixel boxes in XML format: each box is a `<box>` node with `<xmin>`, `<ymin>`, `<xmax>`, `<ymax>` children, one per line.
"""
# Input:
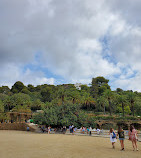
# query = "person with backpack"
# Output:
<box><xmin>109</xmin><ymin>128</ymin><xmax>117</xmax><ymax>149</ymax></box>
<box><xmin>117</xmin><ymin>127</ymin><xmax>125</xmax><ymax>151</ymax></box>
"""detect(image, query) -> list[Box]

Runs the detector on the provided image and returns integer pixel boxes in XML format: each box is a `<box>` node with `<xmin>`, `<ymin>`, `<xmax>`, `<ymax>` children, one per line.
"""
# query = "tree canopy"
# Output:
<box><xmin>0</xmin><ymin>77</ymin><xmax>141</xmax><ymax>125</ymax></box>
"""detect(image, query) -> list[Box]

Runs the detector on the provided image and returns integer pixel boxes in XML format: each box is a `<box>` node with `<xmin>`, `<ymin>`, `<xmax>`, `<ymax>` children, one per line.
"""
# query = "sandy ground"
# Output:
<box><xmin>0</xmin><ymin>130</ymin><xmax>141</xmax><ymax>158</ymax></box>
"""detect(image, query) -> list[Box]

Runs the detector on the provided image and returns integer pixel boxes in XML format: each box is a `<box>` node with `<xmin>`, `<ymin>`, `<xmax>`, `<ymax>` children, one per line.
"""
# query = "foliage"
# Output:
<box><xmin>33</xmin><ymin>103</ymin><xmax>80</xmax><ymax>126</ymax></box>
<box><xmin>0</xmin><ymin>77</ymin><xmax>141</xmax><ymax>126</ymax></box>
<box><xmin>11</xmin><ymin>81</ymin><xmax>25</xmax><ymax>93</ymax></box>
<box><xmin>0</xmin><ymin>100</ymin><xmax>4</xmax><ymax>112</ymax></box>
<box><xmin>12</xmin><ymin>105</ymin><xmax>31</xmax><ymax>113</ymax></box>
<box><xmin>41</xmin><ymin>87</ymin><xmax>53</xmax><ymax>102</ymax></box>
<box><xmin>10</xmin><ymin>93</ymin><xmax>31</xmax><ymax>107</ymax></box>
<box><xmin>90</xmin><ymin>76</ymin><xmax>110</xmax><ymax>98</ymax></box>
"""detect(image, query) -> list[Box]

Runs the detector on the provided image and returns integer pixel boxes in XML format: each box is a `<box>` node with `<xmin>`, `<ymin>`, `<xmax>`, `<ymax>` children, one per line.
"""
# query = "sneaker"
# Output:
<box><xmin>136</xmin><ymin>149</ymin><xmax>138</xmax><ymax>151</ymax></box>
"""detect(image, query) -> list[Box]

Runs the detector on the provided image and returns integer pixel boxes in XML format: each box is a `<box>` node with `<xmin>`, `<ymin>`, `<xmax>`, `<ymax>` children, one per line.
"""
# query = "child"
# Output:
<box><xmin>117</xmin><ymin>127</ymin><xmax>125</xmax><ymax>151</ymax></box>
<box><xmin>109</xmin><ymin>128</ymin><xmax>117</xmax><ymax>149</ymax></box>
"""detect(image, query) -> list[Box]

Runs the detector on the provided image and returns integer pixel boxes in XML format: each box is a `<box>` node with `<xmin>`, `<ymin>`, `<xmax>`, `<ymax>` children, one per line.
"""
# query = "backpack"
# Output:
<box><xmin>112</xmin><ymin>132</ymin><xmax>116</xmax><ymax>138</ymax></box>
<box><xmin>120</xmin><ymin>131</ymin><xmax>124</xmax><ymax>138</ymax></box>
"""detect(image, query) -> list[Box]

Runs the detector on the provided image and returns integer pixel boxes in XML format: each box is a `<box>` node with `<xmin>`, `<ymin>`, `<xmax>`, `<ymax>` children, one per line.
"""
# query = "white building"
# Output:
<box><xmin>74</xmin><ymin>83</ymin><xmax>82</xmax><ymax>90</ymax></box>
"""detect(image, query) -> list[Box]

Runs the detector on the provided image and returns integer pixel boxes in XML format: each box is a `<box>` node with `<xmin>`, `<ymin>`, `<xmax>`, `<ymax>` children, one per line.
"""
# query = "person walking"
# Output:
<box><xmin>117</xmin><ymin>127</ymin><xmax>125</xmax><ymax>151</ymax></box>
<box><xmin>109</xmin><ymin>128</ymin><xmax>117</xmax><ymax>149</ymax></box>
<box><xmin>129</xmin><ymin>125</ymin><xmax>138</xmax><ymax>151</ymax></box>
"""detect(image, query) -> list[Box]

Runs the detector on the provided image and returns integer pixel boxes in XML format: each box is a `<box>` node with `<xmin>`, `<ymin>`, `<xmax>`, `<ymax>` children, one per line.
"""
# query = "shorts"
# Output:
<box><xmin>119</xmin><ymin>138</ymin><xmax>124</xmax><ymax>140</ymax></box>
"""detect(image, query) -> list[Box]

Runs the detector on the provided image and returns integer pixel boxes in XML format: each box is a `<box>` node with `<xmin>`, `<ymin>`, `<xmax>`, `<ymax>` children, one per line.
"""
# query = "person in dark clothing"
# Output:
<box><xmin>117</xmin><ymin>127</ymin><xmax>125</xmax><ymax>151</ymax></box>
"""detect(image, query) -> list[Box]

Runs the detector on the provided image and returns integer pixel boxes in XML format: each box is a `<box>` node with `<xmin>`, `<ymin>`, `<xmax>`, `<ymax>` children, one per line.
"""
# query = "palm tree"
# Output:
<box><xmin>57</xmin><ymin>87</ymin><xmax>66</xmax><ymax>104</ymax></box>
<box><xmin>81</xmin><ymin>92</ymin><xmax>95</xmax><ymax>110</ymax></box>
<box><xmin>117</xmin><ymin>94</ymin><xmax>127</xmax><ymax>117</ymax></box>
<box><xmin>103</xmin><ymin>89</ymin><xmax>113</xmax><ymax>115</ymax></box>
<box><xmin>127</xmin><ymin>92</ymin><xmax>136</xmax><ymax>116</ymax></box>
<box><xmin>66</xmin><ymin>88</ymin><xmax>81</xmax><ymax>104</ymax></box>
<box><xmin>97</xmin><ymin>96</ymin><xmax>107</xmax><ymax>115</ymax></box>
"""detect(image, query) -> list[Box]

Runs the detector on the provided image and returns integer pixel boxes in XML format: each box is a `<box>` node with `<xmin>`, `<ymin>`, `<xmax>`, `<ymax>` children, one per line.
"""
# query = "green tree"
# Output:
<box><xmin>0</xmin><ymin>100</ymin><xmax>4</xmax><ymax>112</ymax></box>
<box><xmin>56</xmin><ymin>86</ymin><xmax>66</xmax><ymax>104</ymax></box>
<box><xmin>96</xmin><ymin>96</ymin><xmax>107</xmax><ymax>114</ymax></box>
<box><xmin>41</xmin><ymin>87</ymin><xmax>53</xmax><ymax>102</ymax></box>
<box><xmin>117</xmin><ymin>94</ymin><xmax>127</xmax><ymax>117</ymax></box>
<box><xmin>33</xmin><ymin>103</ymin><xmax>80</xmax><ymax>126</ymax></box>
<box><xmin>67</xmin><ymin>88</ymin><xmax>81</xmax><ymax>104</ymax></box>
<box><xmin>27</xmin><ymin>84</ymin><xmax>35</xmax><ymax>92</ymax></box>
<box><xmin>11</xmin><ymin>81</ymin><xmax>25</xmax><ymax>93</ymax></box>
<box><xmin>31</xmin><ymin>99</ymin><xmax>45</xmax><ymax>111</ymax></box>
<box><xmin>10</xmin><ymin>93</ymin><xmax>31</xmax><ymax>108</ymax></box>
<box><xmin>21</xmin><ymin>87</ymin><xmax>30</xmax><ymax>94</ymax></box>
<box><xmin>103</xmin><ymin>89</ymin><xmax>113</xmax><ymax>115</ymax></box>
<box><xmin>12</xmin><ymin>105</ymin><xmax>31</xmax><ymax>113</ymax></box>
<box><xmin>127</xmin><ymin>92</ymin><xmax>136</xmax><ymax>116</ymax></box>
<box><xmin>3</xmin><ymin>96</ymin><xmax>13</xmax><ymax>111</ymax></box>
<box><xmin>0</xmin><ymin>86</ymin><xmax>11</xmax><ymax>95</ymax></box>
<box><xmin>81</xmin><ymin>85</ymin><xmax>90</xmax><ymax>92</ymax></box>
<box><xmin>90</xmin><ymin>76</ymin><xmax>110</xmax><ymax>98</ymax></box>
<box><xmin>116</xmin><ymin>88</ymin><xmax>123</xmax><ymax>94</ymax></box>
<box><xmin>81</xmin><ymin>92</ymin><xmax>96</xmax><ymax>110</ymax></box>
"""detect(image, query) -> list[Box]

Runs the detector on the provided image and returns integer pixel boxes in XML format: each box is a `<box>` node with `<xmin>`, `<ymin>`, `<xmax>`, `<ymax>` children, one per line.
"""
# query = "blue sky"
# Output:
<box><xmin>0</xmin><ymin>0</ymin><xmax>141</xmax><ymax>91</ymax></box>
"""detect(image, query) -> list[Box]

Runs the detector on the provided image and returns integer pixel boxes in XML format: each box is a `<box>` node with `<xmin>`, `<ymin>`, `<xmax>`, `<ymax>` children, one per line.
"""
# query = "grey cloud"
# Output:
<box><xmin>0</xmin><ymin>0</ymin><xmax>141</xmax><ymax>90</ymax></box>
<box><xmin>107</xmin><ymin>0</ymin><xmax>141</xmax><ymax>26</ymax></box>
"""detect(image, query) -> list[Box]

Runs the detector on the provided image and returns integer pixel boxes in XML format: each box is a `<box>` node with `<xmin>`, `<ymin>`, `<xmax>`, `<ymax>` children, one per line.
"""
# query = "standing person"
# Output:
<box><xmin>87</xmin><ymin>127</ymin><xmax>89</xmax><ymax>135</ymax></box>
<box><xmin>72</xmin><ymin>125</ymin><xmax>74</xmax><ymax>135</ymax></box>
<box><xmin>48</xmin><ymin>126</ymin><xmax>51</xmax><ymax>134</ymax></box>
<box><xmin>62</xmin><ymin>126</ymin><xmax>66</xmax><ymax>134</ymax></box>
<box><xmin>109</xmin><ymin>128</ymin><xmax>117</xmax><ymax>149</ymax></box>
<box><xmin>117</xmin><ymin>127</ymin><xmax>125</xmax><ymax>151</ymax></box>
<box><xmin>89</xmin><ymin>126</ymin><xmax>92</xmax><ymax>136</ymax></box>
<box><xmin>82</xmin><ymin>127</ymin><xmax>85</xmax><ymax>134</ymax></box>
<box><xmin>129</xmin><ymin>125</ymin><xmax>138</xmax><ymax>151</ymax></box>
<box><xmin>69</xmin><ymin>125</ymin><xmax>72</xmax><ymax>133</ymax></box>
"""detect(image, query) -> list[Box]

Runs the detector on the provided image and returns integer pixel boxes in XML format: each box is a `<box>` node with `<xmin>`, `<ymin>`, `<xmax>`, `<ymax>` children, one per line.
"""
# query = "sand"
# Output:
<box><xmin>0</xmin><ymin>130</ymin><xmax>140</xmax><ymax>158</ymax></box>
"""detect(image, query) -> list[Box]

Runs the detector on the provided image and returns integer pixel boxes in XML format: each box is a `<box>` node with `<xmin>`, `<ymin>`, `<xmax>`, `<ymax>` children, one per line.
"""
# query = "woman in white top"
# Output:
<box><xmin>109</xmin><ymin>128</ymin><xmax>117</xmax><ymax>149</ymax></box>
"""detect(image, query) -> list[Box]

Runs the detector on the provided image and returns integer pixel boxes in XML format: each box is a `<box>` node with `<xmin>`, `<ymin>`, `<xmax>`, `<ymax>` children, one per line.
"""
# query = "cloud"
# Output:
<box><xmin>0</xmin><ymin>0</ymin><xmax>141</xmax><ymax>91</ymax></box>
<box><xmin>0</xmin><ymin>63</ymin><xmax>55</xmax><ymax>88</ymax></box>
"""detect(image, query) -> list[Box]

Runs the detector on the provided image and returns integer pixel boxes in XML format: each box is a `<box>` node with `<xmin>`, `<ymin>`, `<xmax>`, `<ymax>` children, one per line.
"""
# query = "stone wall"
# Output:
<box><xmin>0</xmin><ymin>122</ymin><xmax>35</xmax><ymax>132</ymax></box>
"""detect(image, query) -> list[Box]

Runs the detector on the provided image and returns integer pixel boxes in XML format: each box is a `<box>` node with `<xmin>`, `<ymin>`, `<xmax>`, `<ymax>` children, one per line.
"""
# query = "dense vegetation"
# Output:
<box><xmin>0</xmin><ymin>77</ymin><xmax>141</xmax><ymax>127</ymax></box>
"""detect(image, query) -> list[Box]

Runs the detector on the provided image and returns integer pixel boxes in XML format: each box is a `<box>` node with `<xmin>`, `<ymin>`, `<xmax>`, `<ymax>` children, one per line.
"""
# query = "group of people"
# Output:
<box><xmin>69</xmin><ymin>126</ymin><xmax>102</xmax><ymax>136</ymax></box>
<box><xmin>80</xmin><ymin>126</ymin><xmax>93</xmax><ymax>135</ymax></box>
<box><xmin>80</xmin><ymin>126</ymin><xmax>102</xmax><ymax>135</ymax></box>
<box><xmin>110</xmin><ymin>125</ymin><xmax>139</xmax><ymax>151</ymax></box>
<box><xmin>40</xmin><ymin>125</ymin><xmax>51</xmax><ymax>134</ymax></box>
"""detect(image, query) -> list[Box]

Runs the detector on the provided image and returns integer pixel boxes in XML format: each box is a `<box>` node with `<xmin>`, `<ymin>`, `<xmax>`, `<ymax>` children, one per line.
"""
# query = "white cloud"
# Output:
<box><xmin>0</xmin><ymin>0</ymin><xmax>141</xmax><ymax>91</ymax></box>
<box><xmin>0</xmin><ymin>63</ymin><xmax>55</xmax><ymax>88</ymax></box>
<box><xmin>111</xmin><ymin>72</ymin><xmax>141</xmax><ymax>92</ymax></box>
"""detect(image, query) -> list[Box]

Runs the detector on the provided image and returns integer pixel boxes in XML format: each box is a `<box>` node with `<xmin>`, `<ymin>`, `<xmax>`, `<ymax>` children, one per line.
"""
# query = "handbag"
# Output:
<box><xmin>135</xmin><ymin>134</ymin><xmax>138</xmax><ymax>141</ymax></box>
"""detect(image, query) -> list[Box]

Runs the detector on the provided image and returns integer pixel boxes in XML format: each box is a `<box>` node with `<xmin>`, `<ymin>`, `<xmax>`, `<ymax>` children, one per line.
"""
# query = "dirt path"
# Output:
<box><xmin>0</xmin><ymin>130</ymin><xmax>140</xmax><ymax>158</ymax></box>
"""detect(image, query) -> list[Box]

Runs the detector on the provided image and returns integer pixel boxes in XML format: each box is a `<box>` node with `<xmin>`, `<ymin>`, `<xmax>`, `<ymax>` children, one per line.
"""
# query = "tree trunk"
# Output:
<box><xmin>131</xmin><ymin>101</ymin><xmax>134</xmax><ymax>116</ymax></box>
<box><xmin>62</xmin><ymin>95</ymin><xmax>64</xmax><ymax>104</ymax></box>
<box><xmin>122</xmin><ymin>103</ymin><xmax>124</xmax><ymax>117</ymax></box>
<box><xmin>73</xmin><ymin>98</ymin><xmax>75</xmax><ymax>104</ymax></box>
<box><xmin>103</xmin><ymin>104</ymin><xmax>105</xmax><ymax>115</ymax></box>
<box><xmin>108</xmin><ymin>98</ymin><xmax>112</xmax><ymax>116</ymax></box>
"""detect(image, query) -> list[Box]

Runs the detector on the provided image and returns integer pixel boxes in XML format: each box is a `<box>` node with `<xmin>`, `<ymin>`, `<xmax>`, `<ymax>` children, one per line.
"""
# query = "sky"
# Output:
<box><xmin>0</xmin><ymin>0</ymin><xmax>141</xmax><ymax>91</ymax></box>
